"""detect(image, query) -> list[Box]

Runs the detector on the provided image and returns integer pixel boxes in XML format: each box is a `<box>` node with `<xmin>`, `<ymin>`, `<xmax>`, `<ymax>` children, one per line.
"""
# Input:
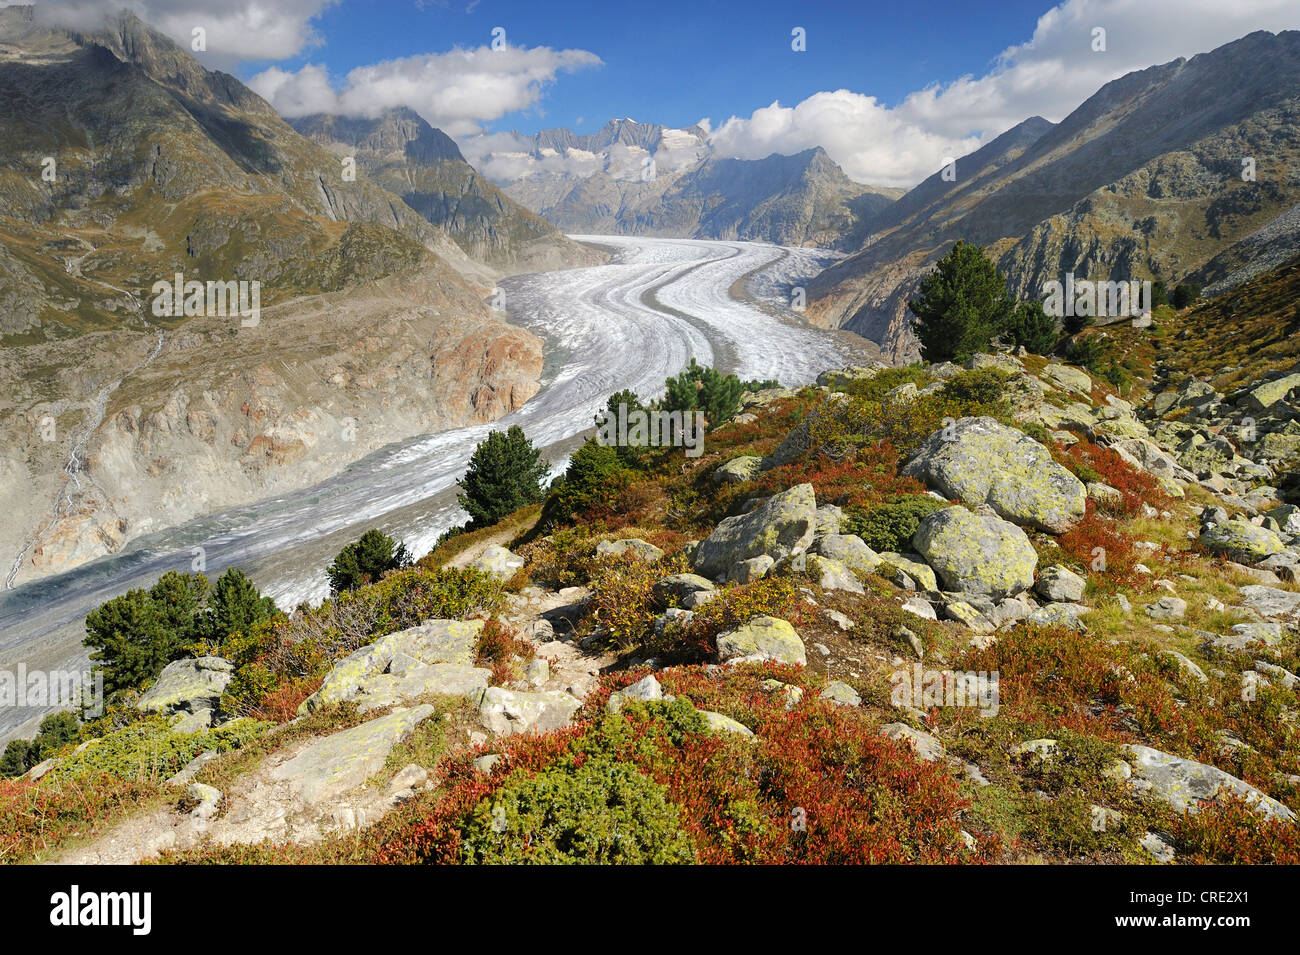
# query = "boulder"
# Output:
<box><xmin>478</xmin><ymin>687</ymin><xmax>582</xmax><ymax>736</ymax></box>
<box><xmin>712</xmin><ymin>456</ymin><xmax>763</xmax><ymax>485</ymax></box>
<box><xmin>300</xmin><ymin>619</ymin><xmax>488</xmax><ymax>713</ymax></box>
<box><xmin>814</xmin><ymin>533</ymin><xmax>881</xmax><ymax>573</ymax></box>
<box><xmin>901</xmin><ymin>417</ymin><xmax>1086</xmax><ymax>533</ymax></box>
<box><xmin>1042</xmin><ymin>363</ymin><xmax>1092</xmax><ymax>394</ymax></box>
<box><xmin>805</xmin><ymin>555</ymin><xmax>865</xmax><ymax>594</ymax></box>
<box><xmin>1035</xmin><ymin>564</ymin><xmax>1087</xmax><ymax>603</ymax></box>
<box><xmin>1144</xmin><ymin>596</ymin><xmax>1187</xmax><ymax>621</ymax></box>
<box><xmin>607</xmin><ymin>674</ymin><xmax>663</xmax><ymax>713</ymax></box>
<box><xmin>1244</xmin><ymin>373</ymin><xmax>1300</xmax><ymax>412</ymax></box>
<box><xmin>880</xmin><ymin>723</ymin><xmax>946</xmax><ymax>763</ymax></box>
<box><xmin>699</xmin><ymin>711</ymin><xmax>754</xmax><ymax>736</ymax></box>
<box><xmin>692</xmin><ymin>483</ymin><xmax>816</xmax><ymax>581</ymax></box>
<box><xmin>470</xmin><ymin>544</ymin><xmax>525</xmax><ymax>581</ymax></box>
<box><xmin>1200</xmin><ymin>520</ymin><xmax>1286</xmax><ymax>564</ymax></box>
<box><xmin>269</xmin><ymin>705</ymin><xmax>437</xmax><ymax>806</ymax></box>
<box><xmin>819</xmin><ymin>681</ymin><xmax>862</xmax><ymax>706</ymax></box>
<box><xmin>136</xmin><ymin>657</ymin><xmax>233</xmax><ymax>718</ymax></box>
<box><xmin>1239</xmin><ymin>585</ymin><xmax>1300</xmax><ymax>620</ymax></box>
<box><xmin>912</xmin><ymin>506</ymin><xmax>1037</xmax><ymax>597</ymax></box>
<box><xmin>878</xmin><ymin>553</ymin><xmax>939</xmax><ymax>592</ymax></box>
<box><xmin>653</xmin><ymin>573</ymin><xmax>715</xmax><ymax>605</ymax></box>
<box><xmin>715</xmin><ymin>616</ymin><xmax>806</xmax><ymax>666</ymax></box>
<box><xmin>596</xmin><ymin>538</ymin><xmax>665</xmax><ymax>562</ymax></box>
<box><xmin>1125</xmin><ymin>744</ymin><xmax>1295</xmax><ymax>823</ymax></box>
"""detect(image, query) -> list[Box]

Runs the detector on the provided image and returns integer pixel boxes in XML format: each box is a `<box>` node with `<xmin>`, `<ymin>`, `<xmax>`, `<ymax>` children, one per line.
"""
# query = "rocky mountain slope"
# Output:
<box><xmin>496</xmin><ymin>119</ymin><xmax>900</xmax><ymax>247</ymax></box>
<box><xmin>8</xmin><ymin>262</ymin><xmax>1300</xmax><ymax>863</ymax></box>
<box><xmin>0</xmin><ymin>8</ymin><xmax>544</xmax><ymax>585</ymax></box>
<box><xmin>808</xmin><ymin>30</ymin><xmax>1300</xmax><ymax>362</ymax></box>
<box><xmin>289</xmin><ymin>108</ymin><xmax>604</xmax><ymax>277</ymax></box>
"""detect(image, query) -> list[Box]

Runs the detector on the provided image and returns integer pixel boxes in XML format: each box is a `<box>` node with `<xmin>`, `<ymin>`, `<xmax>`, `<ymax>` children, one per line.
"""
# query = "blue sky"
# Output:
<box><xmin>240</xmin><ymin>0</ymin><xmax>1057</xmax><ymax>135</ymax></box>
<box><xmin>32</xmin><ymin>0</ymin><xmax>1300</xmax><ymax>186</ymax></box>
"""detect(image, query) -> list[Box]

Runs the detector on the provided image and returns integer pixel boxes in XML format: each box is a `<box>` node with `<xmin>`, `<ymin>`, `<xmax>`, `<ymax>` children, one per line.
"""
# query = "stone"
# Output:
<box><xmin>474</xmin><ymin>754</ymin><xmax>502</xmax><ymax>773</ymax></box>
<box><xmin>1263</xmin><ymin>503</ymin><xmax>1300</xmax><ymax>536</ymax></box>
<box><xmin>1028</xmin><ymin>603</ymin><xmax>1089</xmax><ymax>630</ymax></box>
<box><xmin>299</xmin><ymin>619</ymin><xmax>490</xmax><ymax>713</ymax></box>
<box><xmin>901</xmin><ymin>417</ymin><xmax>1086</xmax><ymax>533</ymax></box>
<box><xmin>879</xmin><ymin>553</ymin><xmax>940</xmax><ymax>593</ymax></box>
<box><xmin>1204</xmin><ymin>622</ymin><xmax>1285</xmax><ymax>652</ymax></box>
<box><xmin>136</xmin><ymin>657</ymin><xmax>233</xmax><ymax>717</ymax></box>
<box><xmin>943</xmin><ymin>600</ymin><xmax>995</xmax><ymax>633</ymax></box>
<box><xmin>912</xmin><ymin>506</ymin><xmax>1036</xmax><ymax>597</ymax></box>
<box><xmin>478</xmin><ymin>688</ymin><xmax>582</xmax><ymax>736</ymax></box>
<box><xmin>806</xmin><ymin>555</ymin><xmax>865</xmax><ymax>594</ymax></box>
<box><xmin>693</xmin><ymin>483</ymin><xmax>816</xmax><ymax>581</ymax></box>
<box><xmin>1125</xmin><ymin>744</ymin><xmax>1296</xmax><ymax>823</ymax></box>
<box><xmin>386</xmin><ymin>763</ymin><xmax>429</xmax><ymax>797</ymax></box>
<box><xmin>814</xmin><ymin>533</ymin><xmax>881</xmax><ymax>573</ymax></box>
<box><xmin>814</xmin><ymin>504</ymin><xmax>844</xmax><ymax>538</ymax></box>
<box><xmin>607</xmin><ymin>674</ymin><xmax>663</xmax><ymax>713</ymax></box>
<box><xmin>470</xmin><ymin>544</ymin><xmax>525</xmax><ymax>580</ymax></box>
<box><xmin>1245</xmin><ymin>373</ymin><xmax>1300</xmax><ymax>412</ymax></box>
<box><xmin>699</xmin><ymin>710</ymin><xmax>754</xmax><ymax>736</ymax></box>
<box><xmin>1144</xmin><ymin>596</ymin><xmax>1187</xmax><ymax>621</ymax></box>
<box><xmin>729</xmin><ymin>554</ymin><xmax>775</xmax><ymax>583</ymax></box>
<box><xmin>901</xmin><ymin>597</ymin><xmax>937</xmax><ymax>621</ymax></box>
<box><xmin>654</xmin><ymin>573</ymin><xmax>715</xmax><ymax>604</ymax></box>
<box><xmin>1042</xmin><ymin>363</ymin><xmax>1093</xmax><ymax>394</ymax></box>
<box><xmin>525</xmin><ymin>658</ymin><xmax>550</xmax><ymax>686</ymax></box>
<box><xmin>1158</xmin><ymin>649</ymin><xmax>1207</xmax><ymax>684</ymax></box>
<box><xmin>880</xmin><ymin>723</ymin><xmax>946</xmax><ymax>762</ymax></box>
<box><xmin>761</xmin><ymin>679</ymin><xmax>804</xmax><ymax>708</ymax></box>
<box><xmin>1035</xmin><ymin>565</ymin><xmax>1087</xmax><ymax>603</ymax></box>
<box><xmin>1201</xmin><ymin>519</ymin><xmax>1286</xmax><ymax>564</ymax></box>
<box><xmin>715</xmin><ymin>616</ymin><xmax>807</xmax><ymax>666</ymax></box>
<box><xmin>596</xmin><ymin>538</ymin><xmax>665</xmax><ymax>562</ymax></box>
<box><xmin>1239</xmin><ymin>585</ymin><xmax>1300</xmax><ymax>620</ymax></box>
<box><xmin>819</xmin><ymin>681</ymin><xmax>862</xmax><ymax>706</ymax></box>
<box><xmin>712</xmin><ymin>455</ymin><xmax>763</xmax><ymax>484</ymax></box>
<box><xmin>187</xmin><ymin>782</ymin><xmax>222</xmax><ymax>821</ymax></box>
<box><xmin>270</xmin><ymin>705</ymin><xmax>437</xmax><ymax>805</ymax></box>
<box><xmin>1140</xmin><ymin>831</ymin><xmax>1176</xmax><ymax>864</ymax></box>
<box><xmin>1010</xmin><ymin>738</ymin><xmax>1059</xmax><ymax>761</ymax></box>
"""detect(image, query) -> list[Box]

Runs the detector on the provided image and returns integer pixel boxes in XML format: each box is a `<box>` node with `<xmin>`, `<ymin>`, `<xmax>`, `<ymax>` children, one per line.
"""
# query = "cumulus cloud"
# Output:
<box><xmin>710</xmin><ymin>0</ymin><xmax>1300</xmax><ymax>187</ymax></box>
<box><xmin>248</xmin><ymin>45</ymin><xmax>602</xmax><ymax>136</ymax></box>
<box><xmin>30</xmin><ymin>0</ymin><xmax>333</xmax><ymax>62</ymax></box>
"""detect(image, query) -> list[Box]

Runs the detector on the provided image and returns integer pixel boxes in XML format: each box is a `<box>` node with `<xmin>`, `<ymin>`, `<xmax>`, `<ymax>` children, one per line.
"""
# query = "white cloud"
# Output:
<box><xmin>31</xmin><ymin>0</ymin><xmax>334</xmax><ymax>62</ymax></box>
<box><xmin>248</xmin><ymin>45</ymin><xmax>601</xmax><ymax>136</ymax></box>
<box><xmin>709</xmin><ymin>0</ymin><xmax>1300</xmax><ymax>187</ymax></box>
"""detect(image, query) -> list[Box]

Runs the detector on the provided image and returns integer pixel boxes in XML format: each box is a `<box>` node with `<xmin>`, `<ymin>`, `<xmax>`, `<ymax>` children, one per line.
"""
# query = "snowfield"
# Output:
<box><xmin>0</xmin><ymin>237</ymin><xmax>855</xmax><ymax>737</ymax></box>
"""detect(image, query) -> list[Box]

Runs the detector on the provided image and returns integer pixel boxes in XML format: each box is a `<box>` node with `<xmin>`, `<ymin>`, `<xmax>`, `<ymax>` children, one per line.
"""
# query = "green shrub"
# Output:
<box><xmin>541</xmin><ymin>439</ymin><xmax>630</xmax><ymax>527</ymax></box>
<box><xmin>662</xmin><ymin>358</ymin><xmax>744</xmax><ymax>429</ymax></box>
<box><xmin>941</xmin><ymin>367</ymin><xmax>1013</xmax><ymax>406</ymax></box>
<box><xmin>457</xmin><ymin>425</ymin><xmax>550</xmax><ymax>529</ymax></box>
<box><xmin>326</xmin><ymin>529</ymin><xmax>411</xmax><ymax>596</ymax></box>
<box><xmin>843</xmin><ymin>495</ymin><xmax>948</xmax><ymax>552</ymax></box>
<box><xmin>47</xmin><ymin>715</ymin><xmax>268</xmax><ymax>784</ymax></box>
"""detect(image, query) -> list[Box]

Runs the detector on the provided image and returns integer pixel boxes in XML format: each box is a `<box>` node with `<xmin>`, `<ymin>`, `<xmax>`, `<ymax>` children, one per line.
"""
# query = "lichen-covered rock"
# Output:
<box><xmin>1035</xmin><ymin>564</ymin><xmax>1086</xmax><ymax>603</ymax></box>
<box><xmin>270</xmin><ymin>705</ymin><xmax>437</xmax><ymax>805</ymax></box>
<box><xmin>711</xmin><ymin>455</ymin><xmax>763</xmax><ymax>485</ymax></box>
<box><xmin>699</xmin><ymin>710</ymin><xmax>754</xmax><ymax>736</ymax></box>
<box><xmin>470</xmin><ymin>544</ymin><xmax>525</xmax><ymax>581</ymax></box>
<box><xmin>478</xmin><ymin>687</ymin><xmax>582</xmax><ymax>736</ymax></box>
<box><xmin>912</xmin><ymin>506</ymin><xmax>1036</xmax><ymax>597</ymax></box>
<box><xmin>1144</xmin><ymin>596</ymin><xmax>1187</xmax><ymax>621</ymax></box>
<box><xmin>814</xmin><ymin>533</ymin><xmax>881</xmax><ymax>573</ymax></box>
<box><xmin>878</xmin><ymin>552</ymin><xmax>939</xmax><ymax>592</ymax></box>
<box><xmin>692</xmin><ymin>483</ymin><xmax>816</xmax><ymax>581</ymax></box>
<box><xmin>814</xmin><ymin>504</ymin><xmax>844</xmax><ymax>538</ymax></box>
<box><xmin>1200</xmin><ymin>520</ymin><xmax>1286</xmax><ymax>564</ymax></box>
<box><xmin>1239</xmin><ymin>584</ymin><xmax>1300</xmax><ymax>620</ymax></box>
<box><xmin>1042</xmin><ymin>363</ymin><xmax>1092</xmax><ymax>394</ymax></box>
<box><xmin>880</xmin><ymin>723</ymin><xmax>946</xmax><ymax>762</ymax></box>
<box><xmin>607</xmin><ymin>674</ymin><xmax>663</xmax><ymax>713</ymax></box>
<box><xmin>136</xmin><ymin>657</ymin><xmax>233</xmax><ymax>717</ymax></box>
<box><xmin>902</xmin><ymin>417</ymin><xmax>1086</xmax><ymax>533</ymax></box>
<box><xmin>1125</xmin><ymin>744</ymin><xmax>1296</xmax><ymax>823</ymax></box>
<box><xmin>596</xmin><ymin>538</ymin><xmax>665</xmax><ymax>562</ymax></box>
<box><xmin>819</xmin><ymin>681</ymin><xmax>861</xmax><ymax>706</ymax></box>
<box><xmin>653</xmin><ymin>573</ymin><xmax>715</xmax><ymax>604</ymax></box>
<box><xmin>806</xmin><ymin>555</ymin><xmax>865</xmax><ymax>594</ymax></box>
<box><xmin>300</xmin><ymin>619</ymin><xmax>487</xmax><ymax>713</ymax></box>
<box><xmin>715</xmin><ymin>616</ymin><xmax>807</xmax><ymax>666</ymax></box>
<box><xmin>1244</xmin><ymin>372</ymin><xmax>1300</xmax><ymax>412</ymax></box>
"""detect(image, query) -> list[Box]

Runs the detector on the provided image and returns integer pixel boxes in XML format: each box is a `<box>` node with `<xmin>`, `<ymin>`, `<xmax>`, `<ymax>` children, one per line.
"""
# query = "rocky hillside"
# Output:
<box><xmin>289</xmin><ymin>108</ymin><xmax>604</xmax><ymax>276</ymax></box>
<box><xmin>497</xmin><ymin>120</ymin><xmax>900</xmax><ymax>247</ymax></box>
<box><xmin>809</xmin><ymin>30</ymin><xmax>1300</xmax><ymax>362</ymax></box>
<box><xmin>9</xmin><ymin>271</ymin><xmax>1300</xmax><ymax>864</ymax></box>
<box><xmin>0</xmin><ymin>8</ymin><xmax>545</xmax><ymax>585</ymax></box>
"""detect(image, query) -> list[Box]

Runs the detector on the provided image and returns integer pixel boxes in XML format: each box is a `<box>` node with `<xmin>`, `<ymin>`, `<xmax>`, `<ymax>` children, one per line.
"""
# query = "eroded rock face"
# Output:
<box><xmin>692</xmin><ymin>483</ymin><xmax>816</xmax><ymax>581</ymax></box>
<box><xmin>1125</xmin><ymin>744</ymin><xmax>1296</xmax><ymax>823</ymax></box>
<box><xmin>912</xmin><ymin>506</ymin><xmax>1037</xmax><ymax>597</ymax></box>
<box><xmin>902</xmin><ymin>417</ymin><xmax>1086</xmax><ymax>533</ymax></box>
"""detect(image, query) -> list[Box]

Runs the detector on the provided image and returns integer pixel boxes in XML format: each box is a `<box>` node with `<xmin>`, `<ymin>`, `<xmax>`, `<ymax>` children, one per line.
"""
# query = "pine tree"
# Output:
<box><xmin>201</xmin><ymin>568</ymin><xmax>279</xmax><ymax>638</ymax></box>
<box><xmin>1003</xmin><ymin>299</ymin><xmax>1059</xmax><ymax>355</ymax></box>
<box><xmin>457</xmin><ymin>426</ymin><xmax>550</xmax><ymax>528</ymax></box>
<box><xmin>908</xmin><ymin>241</ymin><xmax>1015</xmax><ymax>362</ymax></box>
<box><xmin>326</xmin><ymin>529</ymin><xmax>411</xmax><ymax>595</ymax></box>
